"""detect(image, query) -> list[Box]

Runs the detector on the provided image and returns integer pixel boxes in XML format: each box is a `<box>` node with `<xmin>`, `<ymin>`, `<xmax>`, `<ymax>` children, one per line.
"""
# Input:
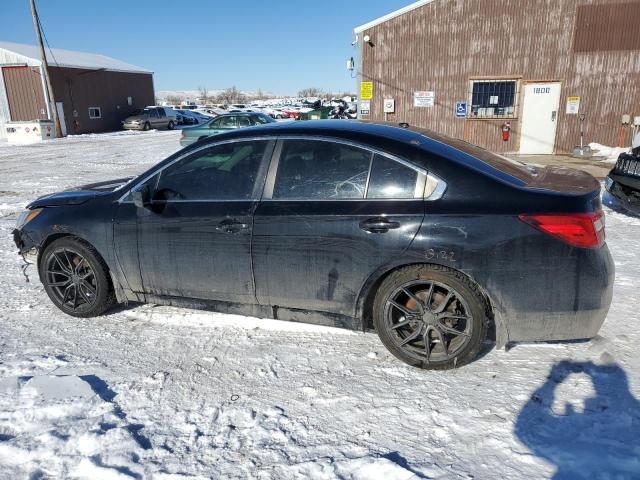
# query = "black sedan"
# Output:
<box><xmin>13</xmin><ymin>121</ymin><xmax>614</xmax><ymax>369</ymax></box>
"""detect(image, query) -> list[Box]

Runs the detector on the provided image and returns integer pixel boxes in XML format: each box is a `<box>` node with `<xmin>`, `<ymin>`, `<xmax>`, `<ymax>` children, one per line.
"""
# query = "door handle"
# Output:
<box><xmin>216</xmin><ymin>219</ymin><xmax>249</xmax><ymax>233</ymax></box>
<box><xmin>359</xmin><ymin>217</ymin><xmax>401</xmax><ymax>233</ymax></box>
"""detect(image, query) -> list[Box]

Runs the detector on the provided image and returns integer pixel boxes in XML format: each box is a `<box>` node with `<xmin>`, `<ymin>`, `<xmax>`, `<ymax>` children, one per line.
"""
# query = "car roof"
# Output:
<box><xmin>216</xmin><ymin>112</ymin><xmax>262</xmax><ymax>117</ymax></box>
<box><xmin>192</xmin><ymin>120</ymin><xmax>531</xmax><ymax>186</ymax></box>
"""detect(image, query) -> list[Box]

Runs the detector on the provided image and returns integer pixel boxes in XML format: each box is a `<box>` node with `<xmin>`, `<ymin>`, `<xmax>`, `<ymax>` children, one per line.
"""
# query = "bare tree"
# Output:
<box><xmin>165</xmin><ymin>95</ymin><xmax>184</xmax><ymax>105</ymax></box>
<box><xmin>215</xmin><ymin>86</ymin><xmax>246</xmax><ymax>105</ymax></box>
<box><xmin>298</xmin><ymin>87</ymin><xmax>325</xmax><ymax>99</ymax></box>
<box><xmin>198</xmin><ymin>86</ymin><xmax>210</xmax><ymax>104</ymax></box>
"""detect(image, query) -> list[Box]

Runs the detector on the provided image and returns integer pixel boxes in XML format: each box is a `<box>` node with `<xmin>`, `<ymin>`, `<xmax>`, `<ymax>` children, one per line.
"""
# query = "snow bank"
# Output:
<box><xmin>589</xmin><ymin>142</ymin><xmax>630</xmax><ymax>163</ymax></box>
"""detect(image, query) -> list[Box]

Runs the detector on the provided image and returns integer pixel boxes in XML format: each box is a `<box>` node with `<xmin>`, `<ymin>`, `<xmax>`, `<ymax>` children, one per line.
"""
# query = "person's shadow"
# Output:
<box><xmin>515</xmin><ymin>360</ymin><xmax>640</xmax><ymax>479</ymax></box>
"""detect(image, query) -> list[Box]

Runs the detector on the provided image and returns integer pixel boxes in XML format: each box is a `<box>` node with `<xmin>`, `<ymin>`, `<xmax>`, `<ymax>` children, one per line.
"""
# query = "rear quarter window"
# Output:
<box><xmin>367</xmin><ymin>155</ymin><xmax>418</xmax><ymax>199</ymax></box>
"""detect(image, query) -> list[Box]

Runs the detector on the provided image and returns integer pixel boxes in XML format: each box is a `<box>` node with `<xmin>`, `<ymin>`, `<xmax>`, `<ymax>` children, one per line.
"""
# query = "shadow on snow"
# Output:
<box><xmin>515</xmin><ymin>360</ymin><xmax>640</xmax><ymax>479</ymax></box>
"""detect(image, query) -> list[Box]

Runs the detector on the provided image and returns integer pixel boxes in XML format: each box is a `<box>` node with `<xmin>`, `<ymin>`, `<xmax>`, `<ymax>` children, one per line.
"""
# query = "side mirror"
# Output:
<box><xmin>132</xmin><ymin>185</ymin><xmax>151</xmax><ymax>209</ymax></box>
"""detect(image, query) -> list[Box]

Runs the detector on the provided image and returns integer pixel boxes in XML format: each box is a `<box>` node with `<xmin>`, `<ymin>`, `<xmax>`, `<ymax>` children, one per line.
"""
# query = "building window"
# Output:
<box><xmin>88</xmin><ymin>107</ymin><xmax>102</xmax><ymax>119</ymax></box>
<box><xmin>468</xmin><ymin>80</ymin><xmax>519</xmax><ymax>118</ymax></box>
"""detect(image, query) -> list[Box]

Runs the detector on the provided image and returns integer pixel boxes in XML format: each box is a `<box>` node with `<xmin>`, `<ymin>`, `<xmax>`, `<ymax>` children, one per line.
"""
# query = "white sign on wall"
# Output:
<box><xmin>360</xmin><ymin>100</ymin><xmax>371</xmax><ymax>115</ymax></box>
<box><xmin>414</xmin><ymin>91</ymin><xmax>435</xmax><ymax>108</ymax></box>
<box><xmin>566</xmin><ymin>96</ymin><xmax>581</xmax><ymax>115</ymax></box>
<box><xmin>383</xmin><ymin>98</ymin><xmax>395</xmax><ymax>113</ymax></box>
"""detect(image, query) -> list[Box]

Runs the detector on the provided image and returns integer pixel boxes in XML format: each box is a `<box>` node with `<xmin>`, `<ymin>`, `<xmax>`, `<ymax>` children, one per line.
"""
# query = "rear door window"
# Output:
<box><xmin>366</xmin><ymin>154</ymin><xmax>418</xmax><ymax>199</ymax></box>
<box><xmin>273</xmin><ymin>140</ymin><xmax>372</xmax><ymax>200</ymax></box>
<box><xmin>237</xmin><ymin>116</ymin><xmax>252</xmax><ymax>127</ymax></box>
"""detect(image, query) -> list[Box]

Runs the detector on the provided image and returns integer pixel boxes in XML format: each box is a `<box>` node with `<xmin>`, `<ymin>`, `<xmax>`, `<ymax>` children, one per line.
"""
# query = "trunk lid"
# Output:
<box><xmin>525</xmin><ymin>165</ymin><xmax>601</xmax><ymax>195</ymax></box>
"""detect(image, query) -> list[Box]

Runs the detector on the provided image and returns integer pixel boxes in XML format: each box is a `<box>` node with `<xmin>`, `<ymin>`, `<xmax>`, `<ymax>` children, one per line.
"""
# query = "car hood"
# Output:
<box><xmin>27</xmin><ymin>177</ymin><xmax>133</xmax><ymax>208</ymax></box>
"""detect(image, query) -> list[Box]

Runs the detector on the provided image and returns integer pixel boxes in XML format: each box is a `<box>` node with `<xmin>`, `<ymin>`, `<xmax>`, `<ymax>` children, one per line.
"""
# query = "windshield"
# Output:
<box><xmin>130</xmin><ymin>108</ymin><xmax>150</xmax><ymax>116</ymax></box>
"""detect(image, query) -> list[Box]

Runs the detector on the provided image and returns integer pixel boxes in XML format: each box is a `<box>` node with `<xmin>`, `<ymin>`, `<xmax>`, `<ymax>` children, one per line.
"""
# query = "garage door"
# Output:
<box><xmin>2</xmin><ymin>66</ymin><xmax>47</xmax><ymax>121</ymax></box>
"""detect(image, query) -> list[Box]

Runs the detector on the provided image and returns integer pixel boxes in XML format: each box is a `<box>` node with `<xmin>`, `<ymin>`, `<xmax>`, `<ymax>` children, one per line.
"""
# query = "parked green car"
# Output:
<box><xmin>179</xmin><ymin>112</ymin><xmax>275</xmax><ymax>146</ymax></box>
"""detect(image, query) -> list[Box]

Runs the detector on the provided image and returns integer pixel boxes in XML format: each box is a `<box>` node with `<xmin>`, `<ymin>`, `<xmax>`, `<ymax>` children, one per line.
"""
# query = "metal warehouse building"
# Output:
<box><xmin>0</xmin><ymin>42</ymin><xmax>154</xmax><ymax>139</ymax></box>
<box><xmin>354</xmin><ymin>0</ymin><xmax>640</xmax><ymax>154</ymax></box>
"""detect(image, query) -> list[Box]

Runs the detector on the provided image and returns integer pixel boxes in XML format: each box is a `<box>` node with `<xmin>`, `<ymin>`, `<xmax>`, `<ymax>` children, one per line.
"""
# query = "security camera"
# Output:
<box><xmin>351</xmin><ymin>35</ymin><xmax>358</xmax><ymax>47</ymax></box>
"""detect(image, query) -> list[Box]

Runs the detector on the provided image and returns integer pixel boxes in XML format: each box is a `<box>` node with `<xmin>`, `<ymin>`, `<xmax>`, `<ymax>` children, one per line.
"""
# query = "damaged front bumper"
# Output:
<box><xmin>12</xmin><ymin>228</ymin><xmax>39</xmax><ymax>262</ymax></box>
<box><xmin>606</xmin><ymin>173</ymin><xmax>640</xmax><ymax>214</ymax></box>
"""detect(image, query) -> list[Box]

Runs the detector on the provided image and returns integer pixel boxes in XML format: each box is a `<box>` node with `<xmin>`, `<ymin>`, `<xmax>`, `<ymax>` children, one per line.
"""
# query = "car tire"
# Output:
<box><xmin>167</xmin><ymin>121</ymin><xmax>175</xmax><ymax>130</ymax></box>
<box><xmin>143</xmin><ymin>122</ymin><xmax>151</xmax><ymax>131</ymax></box>
<box><xmin>373</xmin><ymin>264</ymin><xmax>488</xmax><ymax>370</ymax></box>
<box><xmin>39</xmin><ymin>237</ymin><xmax>117</xmax><ymax>318</ymax></box>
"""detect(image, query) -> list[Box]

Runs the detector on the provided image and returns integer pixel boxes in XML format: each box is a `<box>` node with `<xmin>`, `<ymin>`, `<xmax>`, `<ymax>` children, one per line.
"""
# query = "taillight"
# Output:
<box><xmin>518</xmin><ymin>211</ymin><xmax>605</xmax><ymax>249</ymax></box>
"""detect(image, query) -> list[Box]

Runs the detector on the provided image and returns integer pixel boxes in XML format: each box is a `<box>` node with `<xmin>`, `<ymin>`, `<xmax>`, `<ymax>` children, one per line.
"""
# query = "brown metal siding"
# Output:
<box><xmin>360</xmin><ymin>0</ymin><xmax>640</xmax><ymax>153</ymax></box>
<box><xmin>2</xmin><ymin>66</ymin><xmax>47</xmax><ymax>121</ymax></box>
<box><xmin>573</xmin><ymin>3</ymin><xmax>640</xmax><ymax>52</ymax></box>
<box><xmin>49</xmin><ymin>67</ymin><xmax>155</xmax><ymax>135</ymax></box>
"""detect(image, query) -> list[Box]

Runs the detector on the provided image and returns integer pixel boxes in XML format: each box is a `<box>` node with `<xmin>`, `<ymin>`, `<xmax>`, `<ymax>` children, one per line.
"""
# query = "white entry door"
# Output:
<box><xmin>519</xmin><ymin>82</ymin><xmax>561</xmax><ymax>154</ymax></box>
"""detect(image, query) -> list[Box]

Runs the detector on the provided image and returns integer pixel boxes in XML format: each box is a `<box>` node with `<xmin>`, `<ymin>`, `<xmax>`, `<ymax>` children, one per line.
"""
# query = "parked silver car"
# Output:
<box><xmin>122</xmin><ymin>107</ymin><xmax>177</xmax><ymax>131</ymax></box>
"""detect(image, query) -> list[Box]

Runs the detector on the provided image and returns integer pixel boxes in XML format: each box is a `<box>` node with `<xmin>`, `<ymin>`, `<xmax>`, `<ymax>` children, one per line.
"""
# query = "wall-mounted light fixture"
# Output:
<box><xmin>363</xmin><ymin>34</ymin><xmax>374</xmax><ymax>47</ymax></box>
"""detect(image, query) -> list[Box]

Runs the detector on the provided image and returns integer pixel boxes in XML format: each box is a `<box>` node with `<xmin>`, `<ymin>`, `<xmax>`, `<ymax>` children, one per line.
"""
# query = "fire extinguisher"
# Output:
<box><xmin>502</xmin><ymin>122</ymin><xmax>511</xmax><ymax>142</ymax></box>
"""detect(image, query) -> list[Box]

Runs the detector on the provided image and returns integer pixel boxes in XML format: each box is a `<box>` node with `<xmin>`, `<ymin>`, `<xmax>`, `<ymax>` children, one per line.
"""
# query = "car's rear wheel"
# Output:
<box><xmin>373</xmin><ymin>265</ymin><xmax>487</xmax><ymax>369</ymax></box>
<box><xmin>39</xmin><ymin>237</ymin><xmax>116</xmax><ymax>318</ymax></box>
<box><xmin>167</xmin><ymin>120</ymin><xmax>175</xmax><ymax>130</ymax></box>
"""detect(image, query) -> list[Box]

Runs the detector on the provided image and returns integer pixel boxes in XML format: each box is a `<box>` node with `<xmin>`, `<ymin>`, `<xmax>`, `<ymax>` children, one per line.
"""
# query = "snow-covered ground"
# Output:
<box><xmin>0</xmin><ymin>131</ymin><xmax>639</xmax><ymax>479</ymax></box>
<box><xmin>588</xmin><ymin>142</ymin><xmax>630</xmax><ymax>163</ymax></box>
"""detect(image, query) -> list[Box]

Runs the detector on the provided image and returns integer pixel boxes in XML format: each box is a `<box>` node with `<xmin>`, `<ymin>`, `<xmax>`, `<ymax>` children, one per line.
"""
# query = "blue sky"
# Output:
<box><xmin>2</xmin><ymin>0</ymin><xmax>411</xmax><ymax>94</ymax></box>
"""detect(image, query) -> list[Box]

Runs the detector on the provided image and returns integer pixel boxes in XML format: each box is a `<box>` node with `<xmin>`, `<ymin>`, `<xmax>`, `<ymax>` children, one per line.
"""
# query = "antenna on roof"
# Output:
<box><xmin>30</xmin><ymin>0</ymin><xmax>62</xmax><ymax>138</ymax></box>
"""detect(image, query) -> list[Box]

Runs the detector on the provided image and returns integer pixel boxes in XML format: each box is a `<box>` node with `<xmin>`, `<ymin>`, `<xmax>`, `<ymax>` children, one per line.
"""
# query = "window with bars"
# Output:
<box><xmin>468</xmin><ymin>80</ymin><xmax>519</xmax><ymax>118</ymax></box>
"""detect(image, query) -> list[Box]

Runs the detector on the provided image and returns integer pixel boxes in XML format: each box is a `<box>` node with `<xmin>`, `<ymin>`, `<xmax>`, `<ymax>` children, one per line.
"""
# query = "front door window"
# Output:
<box><xmin>155</xmin><ymin>141</ymin><xmax>267</xmax><ymax>201</ymax></box>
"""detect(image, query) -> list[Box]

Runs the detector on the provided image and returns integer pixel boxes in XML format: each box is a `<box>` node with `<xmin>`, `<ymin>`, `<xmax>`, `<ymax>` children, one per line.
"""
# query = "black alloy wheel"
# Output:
<box><xmin>374</xmin><ymin>265</ymin><xmax>487</xmax><ymax>369</ymax></box>
<box><xmin>385</xmin><ymin>280</ymin><xmax>472</xmax><ymax>362</ymax></box>
<box><xmin>40</xmin><ymin>237</ymin><xmax>116</xmax><ymax>317</ymax></box>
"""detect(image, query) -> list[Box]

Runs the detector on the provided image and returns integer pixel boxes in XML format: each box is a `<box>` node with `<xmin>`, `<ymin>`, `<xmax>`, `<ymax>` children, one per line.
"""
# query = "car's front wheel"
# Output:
<box><xmin>39</xmin><ymin>237</ymin><xmax>116</xmax><ymax>318</ymax></box>
<box><xmin>167</xmin><ymin>121</ymin><xmax>175</xmax><ymax>130</ymax></box>
<box><xmin>373</xmin><ymin>265</ymin><xmax>488</xmax><ymax>369</ymax></box>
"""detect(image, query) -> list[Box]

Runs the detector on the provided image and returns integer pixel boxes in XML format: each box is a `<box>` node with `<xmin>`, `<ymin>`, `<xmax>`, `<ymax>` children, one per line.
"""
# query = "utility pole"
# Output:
<box><xmin>30</xmin><ymin>0</ymin><xmax>62</xmax><ymax>138</ymax></box>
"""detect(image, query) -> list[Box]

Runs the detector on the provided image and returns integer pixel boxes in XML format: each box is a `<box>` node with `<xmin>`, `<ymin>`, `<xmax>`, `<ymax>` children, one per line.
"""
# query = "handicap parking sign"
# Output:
<box><xmin>455</xmin><ymin>101</ymin><xmax>467</xmax><ymax>117</ymax></box>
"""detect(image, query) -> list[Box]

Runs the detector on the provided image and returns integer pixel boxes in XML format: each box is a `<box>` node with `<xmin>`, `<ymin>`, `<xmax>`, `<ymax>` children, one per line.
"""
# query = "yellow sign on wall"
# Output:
<box><xmin>360</xmin><ymin>81</ymin><xmax>373</xmax><ymax>100</ymax></box>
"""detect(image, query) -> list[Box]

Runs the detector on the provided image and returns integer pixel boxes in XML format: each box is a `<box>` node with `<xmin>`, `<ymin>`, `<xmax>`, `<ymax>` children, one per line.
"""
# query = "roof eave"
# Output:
<box><xmin>47</xmin><ymin>63</ymin><xmax>153</xmax><ymax>75</ymax></box>
<box><xmin>353</xmin><ymin>0</ymin><xmax>435</xmax><ymax>33</ymax></box>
